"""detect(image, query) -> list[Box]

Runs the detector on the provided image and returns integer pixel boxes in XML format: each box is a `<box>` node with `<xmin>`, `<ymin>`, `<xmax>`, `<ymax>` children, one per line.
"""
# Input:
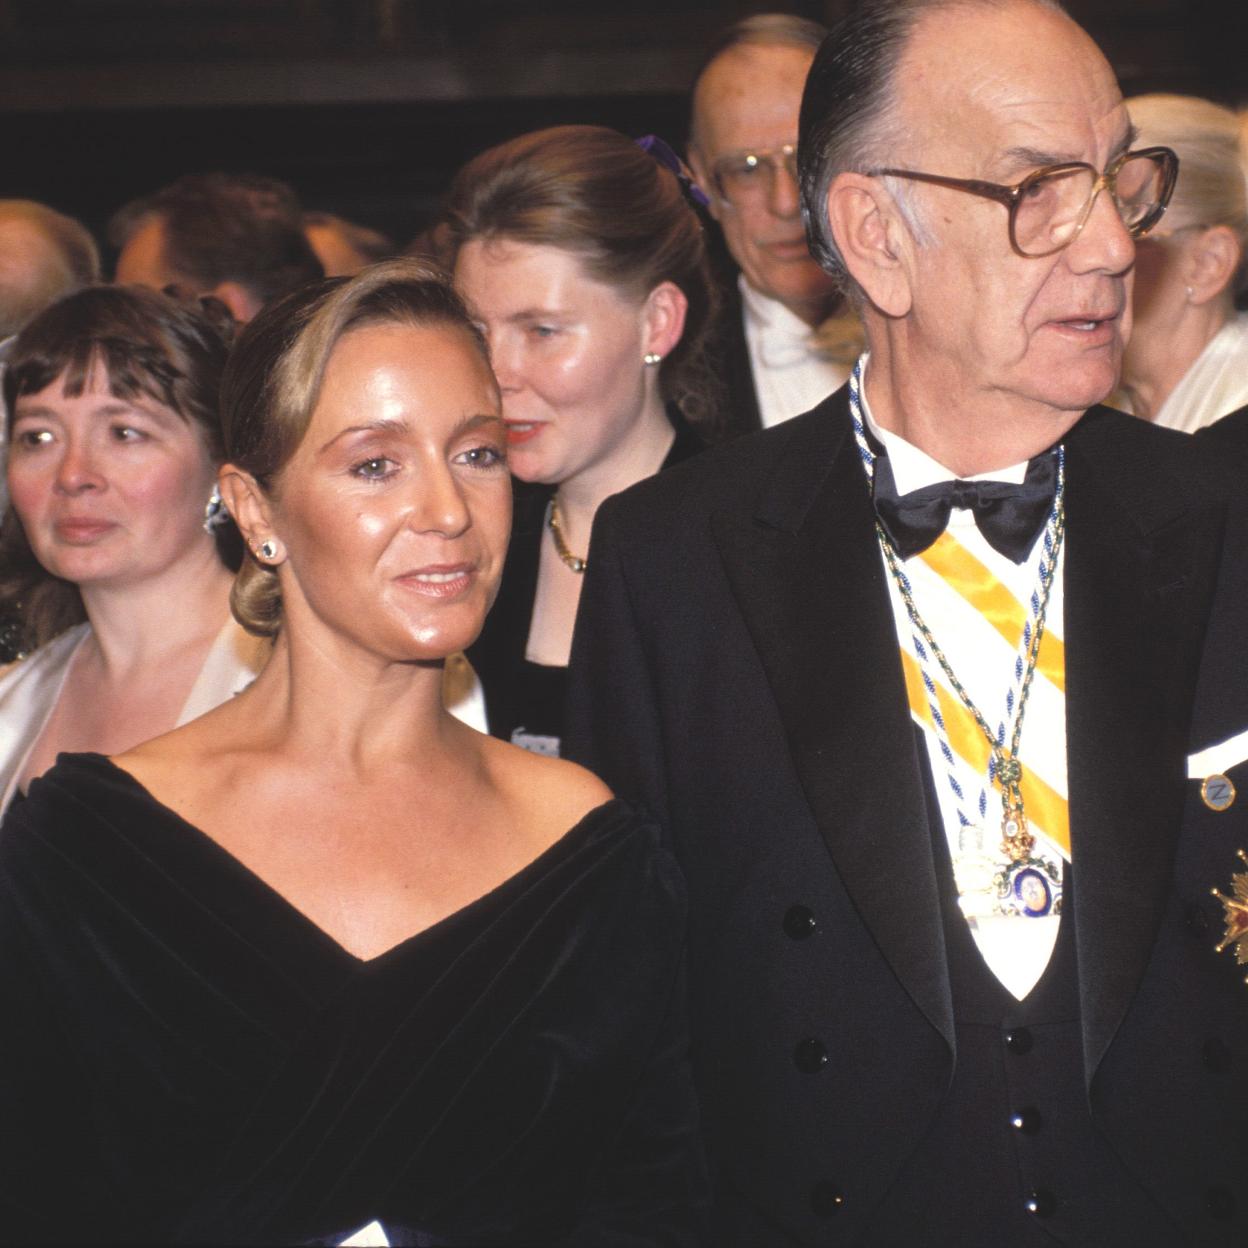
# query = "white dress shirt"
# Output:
<box><xmin>739</xmin><ymin>277</ymin><xmax>856</xmax><ymax>429</ymax></box>
<box><xmin>861</xmin><ymin>386</ymin><xmax>1068</xmax><ymax>1000</ymax></box>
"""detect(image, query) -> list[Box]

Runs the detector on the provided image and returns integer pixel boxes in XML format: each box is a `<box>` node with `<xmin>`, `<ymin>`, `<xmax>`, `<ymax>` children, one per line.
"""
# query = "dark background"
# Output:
<box><xmin>3</xmin><ymin>0</ymin><xmax>1243</xmax><ymax>263</ymax></box>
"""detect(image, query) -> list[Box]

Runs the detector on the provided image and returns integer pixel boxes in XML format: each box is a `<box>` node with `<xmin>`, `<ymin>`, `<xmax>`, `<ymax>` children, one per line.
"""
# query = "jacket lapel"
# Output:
<box><xmin>711</xmin><ymin>392</ymin><xmax>955</xmax><ymax>1052</ymax></box>
<box><xmin>1062</xmin><ymin>410</ymin><xmax>1223</xmax><ymax>1084</ymax></box>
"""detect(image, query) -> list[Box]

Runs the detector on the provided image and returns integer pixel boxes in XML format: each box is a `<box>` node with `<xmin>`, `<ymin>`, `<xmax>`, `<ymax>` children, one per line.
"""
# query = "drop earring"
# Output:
<box><xmin>202</xmin><ymin>484</ymin><xmax>229</xmax><ymax>534</ymax></box>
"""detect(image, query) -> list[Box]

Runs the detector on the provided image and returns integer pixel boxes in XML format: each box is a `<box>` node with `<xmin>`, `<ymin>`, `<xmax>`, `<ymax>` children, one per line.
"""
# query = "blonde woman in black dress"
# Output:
<box><xmin>0</xmin><ymin>260</ymin><xmax>702</xmax><ymax>1245</ymax></box>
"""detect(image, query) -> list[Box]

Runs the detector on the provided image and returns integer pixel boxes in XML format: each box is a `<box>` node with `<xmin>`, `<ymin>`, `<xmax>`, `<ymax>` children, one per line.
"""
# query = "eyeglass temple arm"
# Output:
<box><xmin>873</xmin><ymin>168</ymin><xmax>1019</xmax><ymax>209</ymax></box>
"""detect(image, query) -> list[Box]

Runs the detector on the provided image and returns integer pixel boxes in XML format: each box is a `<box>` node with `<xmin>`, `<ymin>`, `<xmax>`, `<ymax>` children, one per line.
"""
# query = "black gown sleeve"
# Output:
<box><xmin>0</xmin><ymin>812</ymin><xmax>124</xmax><ymax>1243</ymax></box>
<box><xmin>567</xmin><ymin>959</ymin><xmax>708</xmax><ymax>1246</ymax></box>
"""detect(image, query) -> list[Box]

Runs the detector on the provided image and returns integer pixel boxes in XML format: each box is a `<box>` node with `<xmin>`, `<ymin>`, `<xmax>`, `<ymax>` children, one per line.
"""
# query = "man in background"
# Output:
<box><xmin>688</xmin><ymin>13</ymin><xmax>859</xmax><ymax>437</ymax></box>
<box><xmin>303</xmin><ymin>211</ymin><xmax>394</xmax><ymax>276</ymax></box>
<box><xmin>111</xmin><ymin>172</ymin><xmax>322</xmax><ymax>323</ymax></box>
<box><xmin>0</xmin><ymin>199</ymin><xmax>98</xmax><ymax>350</ymax></box>
<box><xmin>0</xmin><ymin>198</ymin><xmax>100</xmax><ymax>527</ymax></box>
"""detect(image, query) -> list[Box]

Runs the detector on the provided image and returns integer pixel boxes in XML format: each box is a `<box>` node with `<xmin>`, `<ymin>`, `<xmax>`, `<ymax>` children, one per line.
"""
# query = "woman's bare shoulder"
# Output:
<box><xmin>482</xmin><ymin>735</ymin><xmax>614</xmax><ymax>848</ymax></box>
<box><xmin>110</xmin><ymin>696</ymin><xmax>249</xmax><ymax>805</ymax></box>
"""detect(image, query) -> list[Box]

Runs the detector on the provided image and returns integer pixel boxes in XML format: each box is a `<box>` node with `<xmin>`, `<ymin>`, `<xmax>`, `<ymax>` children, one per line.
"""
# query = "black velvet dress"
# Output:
<box><xmin>0</xmin><ymin>754</ymin><xmax>704</xmax><ymax>1246</ymax></box>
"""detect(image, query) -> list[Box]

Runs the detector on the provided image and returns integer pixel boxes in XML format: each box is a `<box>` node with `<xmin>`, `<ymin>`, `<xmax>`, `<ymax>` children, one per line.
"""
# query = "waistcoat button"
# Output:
<box><xmin>1010</xmin><ymin>1106</ymin><xmax>1043</xmax><ymax>1134</ymax></box>
<box><xmin>810</xmin><ymin>1181</ymin><xmax>845</xmax><ymax>1216</ymax></box>
<box><xmin>1004</xmin><ymin>1026</ymin><xmax>1034</xmax><ymax>1055</ymax></box>
<box><xmin>794</xmin><ymin>1037</ymin><xmax>829</xmax><ymax>1073</ymax></box>
<box><xmin>1025</xmin><ymin>1189</ymin><xmax>1056</xmax><ymax>1217</ymax></box>
<box><xmin>783</xmin><ymin>905</ymin><xmax>817</xmax><ymax>939</ymax></box>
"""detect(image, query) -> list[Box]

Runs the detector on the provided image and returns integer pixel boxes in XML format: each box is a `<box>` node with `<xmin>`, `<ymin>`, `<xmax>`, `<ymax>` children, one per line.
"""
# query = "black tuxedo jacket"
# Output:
<box><xmin>566</xmin><ymin>388</ymin><xmax>1248</xmax><ymax>1245</ymax></box>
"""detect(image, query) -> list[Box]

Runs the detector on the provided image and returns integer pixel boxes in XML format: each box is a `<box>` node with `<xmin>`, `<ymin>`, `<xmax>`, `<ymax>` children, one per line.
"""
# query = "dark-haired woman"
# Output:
<box><xmin>0</xmin><ymin>286</ymin><xmax>268</xmax><ymax>813</ymax></box>
<box><xmin>444</xmin><ymin>124</ymin><xmax>717</xmax><ymax>756</ymax></box>
<box><xmin>0</xmin><ymin>259</ymin><xmax>702</xmax><ymax>1245</ymax></box>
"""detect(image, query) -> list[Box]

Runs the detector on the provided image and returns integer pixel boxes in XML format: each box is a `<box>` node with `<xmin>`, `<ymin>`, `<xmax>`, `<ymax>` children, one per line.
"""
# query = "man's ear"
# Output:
<box><xmin>219</xmin><ymin>465</ymin><xmax>284</xmax><ymax>564</ymax></box>
<box><xmin>641</xmin><ymin>281</ymin><xmax>689</xmax><ymax>362</ymax></box>
<box><xmin>210</xmin><ymin>280</ymin><xmax>263</xmax><ymax>325</ymax></box>
<box><xmin>825</xmin><ymin>172</ymin><xmax>913</xmax><ymax>317</ymax></box>
<box><xmin>1184</xmin><ymin>224</ymin><xmax>1242</xmax><ymax>306</ymax></box>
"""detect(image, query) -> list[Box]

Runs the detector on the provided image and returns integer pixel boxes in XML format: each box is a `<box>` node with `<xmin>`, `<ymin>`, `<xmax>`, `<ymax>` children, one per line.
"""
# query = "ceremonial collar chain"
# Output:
<box><xmin>848</xmin><ymin>357</ymin><xmax>1066</xmax><ymax>868</ymax></box>
<box><xmin>545</xmin><ymin>495</ymin><xmax>587</xmax><ymax>574</ymax></box>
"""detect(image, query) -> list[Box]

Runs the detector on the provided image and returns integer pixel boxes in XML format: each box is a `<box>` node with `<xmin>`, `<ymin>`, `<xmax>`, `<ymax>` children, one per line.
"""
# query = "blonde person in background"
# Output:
<box><xmin>1118</xmin><ymin>95</ymin><xmax>1248</xmax><ymax>431</ymax></box>
<box><xmin>0</xmin><ymin>260</ymin><xmax>702</xmax><ymax>1245</ymax></box>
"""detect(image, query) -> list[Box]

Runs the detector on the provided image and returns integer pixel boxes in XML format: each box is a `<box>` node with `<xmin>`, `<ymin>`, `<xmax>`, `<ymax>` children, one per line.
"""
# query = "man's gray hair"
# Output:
<box><xmin>798</xmin><ymin>0</ymin><xmax>1067</xmax><ymax>292</ymax></box>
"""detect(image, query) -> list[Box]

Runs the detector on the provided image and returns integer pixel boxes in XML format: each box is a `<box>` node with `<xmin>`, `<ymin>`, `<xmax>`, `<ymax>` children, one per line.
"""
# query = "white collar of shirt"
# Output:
<box><xmin>857</xmin><ymin>357</ymin><xmax>1030</xmax><ymax>497</ymax></box>
<box><xmin>1154</xmin><ymin>310</ymin><xmax>1248</xmax><ymax>434</ymax></box>
<box><xmin>739</xmin><ymin>277</ymin><xmax>853</xmax><ymax>429</ymax></box>
<box><xmin>739</xmin><ymin>275</ymin><xmax>826</xmax><ymax>369</ymax></box>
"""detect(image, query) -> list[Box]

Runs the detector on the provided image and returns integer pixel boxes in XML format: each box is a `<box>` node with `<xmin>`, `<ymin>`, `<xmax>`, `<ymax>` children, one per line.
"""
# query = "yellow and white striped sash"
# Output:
<box><xmin>900</xmin><ymin>530</ymin><xmax>1070</xmax><ymax>859</ymax></box>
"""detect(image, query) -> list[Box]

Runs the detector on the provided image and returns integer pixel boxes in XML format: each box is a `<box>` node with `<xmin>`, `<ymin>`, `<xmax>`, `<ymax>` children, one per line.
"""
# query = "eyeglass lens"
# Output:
<box><xmin>1013</xmin><ymin>153</ymin><xmax>1168</xmax><ymax>256</ymax></box>
<box><xmin>714</xmin><ymin>147</ymin><xmax>799</xmax><ymax>204</ymax></box>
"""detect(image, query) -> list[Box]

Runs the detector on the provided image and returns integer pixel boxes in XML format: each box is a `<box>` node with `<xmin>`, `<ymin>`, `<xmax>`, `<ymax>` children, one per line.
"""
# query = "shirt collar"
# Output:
<box><xmin>858</xmin><ymin>354</ymin><xmax>1029</xmax><ymax>497</ymax></box>
<box><xmin>739</xmin><ymin>275</ymin><xmax>824</xmax><ymax>369</ymax></box>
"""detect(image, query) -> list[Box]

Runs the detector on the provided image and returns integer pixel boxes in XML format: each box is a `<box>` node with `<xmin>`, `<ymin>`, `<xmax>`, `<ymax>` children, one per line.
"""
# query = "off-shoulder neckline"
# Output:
<box><xmin>30</xmin><ymin>752</ymin><xmax>637</xmax><ymax>969</ymax></box>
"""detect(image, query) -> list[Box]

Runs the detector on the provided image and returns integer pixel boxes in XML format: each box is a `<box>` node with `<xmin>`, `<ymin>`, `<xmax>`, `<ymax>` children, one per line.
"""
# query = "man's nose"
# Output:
<box><xmin>1066</xmin><ymin>183</ymin><xmax>1136</xmax><ymax>275</ymax></box>
<box><xmin>767</xmin><ymin>163</ymin><xmax>802</xmax><ymax>220</ymax></box>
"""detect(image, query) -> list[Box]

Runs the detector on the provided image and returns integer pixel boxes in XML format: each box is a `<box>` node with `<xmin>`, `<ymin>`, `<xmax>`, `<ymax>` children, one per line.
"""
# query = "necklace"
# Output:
<box><xmin>847</xmin><ymin>358</ymin><xmax>1065</xmax><ymax>867</ymax></box>
<box><xmin>545</xmin><ymin>496</ymin><xmax>586</xmax><ymax>574</ymax></box>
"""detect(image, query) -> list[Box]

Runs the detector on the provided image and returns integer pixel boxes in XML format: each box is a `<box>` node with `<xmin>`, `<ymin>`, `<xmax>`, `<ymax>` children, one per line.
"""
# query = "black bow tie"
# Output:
<box><xmin>871</xmin><ymin>447</ymin><xmax>1058</xmax><ymax>564</ymax></box>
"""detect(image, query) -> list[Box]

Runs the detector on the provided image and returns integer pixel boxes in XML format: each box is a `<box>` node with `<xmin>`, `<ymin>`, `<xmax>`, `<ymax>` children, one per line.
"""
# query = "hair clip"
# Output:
<box><xmin>635</xmin><ymin>134</ymin><xmax>711</xmax><ymax>209</ymax></box>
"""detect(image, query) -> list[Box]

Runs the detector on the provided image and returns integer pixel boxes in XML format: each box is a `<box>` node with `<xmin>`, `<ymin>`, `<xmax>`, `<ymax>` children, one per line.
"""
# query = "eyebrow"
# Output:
<box><xmin>506</xmin><ymin>308</ymin><xmax>564</xmax><ymax>324</ymax></box>
<box><xmin>317</xmin><ymin>416</ymin><xmax>408</xmax><ymax>455</ymax></box>
<box><xmin>998</xmin><ymin>123</ymin><xmax>1141</xmax><ymax>178</ymax></box>
<box><xmin>11</xmin><ymin>400</ymin><xmax>176</xmax><ymax>425</ymax></box>
<box><xmin>450</xmin><ymin>413</ymin><xmax>506</xmax><ymax>440</ymax></box>
<box><xmin>1109</xmin><ymin>123</ymin><xmax>1140</xmax><ymax>160</ymax></box>
<box><xmin>317</xmin><ymin>412</ymin><xmax>505</xmax><ymax>455</ymax></box>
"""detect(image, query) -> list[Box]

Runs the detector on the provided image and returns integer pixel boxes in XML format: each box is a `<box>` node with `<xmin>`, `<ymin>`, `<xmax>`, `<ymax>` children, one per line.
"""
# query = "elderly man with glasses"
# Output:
<box><xmin>568</xmin><ymin>0</ymin><xmax>1248</xmax><ymax>1243</ymax></box>
<box><xmin>688</xmin><ymin>14</ymin><xmax>861</xmax><ymax>438</ymax></box>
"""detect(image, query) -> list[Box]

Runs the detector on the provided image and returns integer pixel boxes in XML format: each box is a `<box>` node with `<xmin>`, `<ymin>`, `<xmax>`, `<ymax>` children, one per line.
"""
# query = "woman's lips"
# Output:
<box><xmin>53</xmin><ymin>518</ymin><xmax>117</xmax><ymax>544</ymax></box>
<box><xmin>395</xmin><ymin>564</ymin><xmax>477</xmax><ymax>598</ymax></box>
<box><xmin>504</xmin><ymin>422</ymin><xmax>544</xmax><ymax>446</ymax></box>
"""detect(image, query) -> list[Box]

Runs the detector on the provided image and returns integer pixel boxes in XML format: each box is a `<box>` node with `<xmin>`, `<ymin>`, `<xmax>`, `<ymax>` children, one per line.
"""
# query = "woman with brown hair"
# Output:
<box><xmin>0</xmin><ymin>259</ymin><xmax>702</xmax><ymax>1245</ymax></box>
<box><xmin>0</xmin><ymin>285</ymin><xmax>267</xmax><ymax>812</ymax></box>
<box><xmin>443</xmin><ymin>125</ymin><xmax>718</xmax><ymax>756</ymax></box>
